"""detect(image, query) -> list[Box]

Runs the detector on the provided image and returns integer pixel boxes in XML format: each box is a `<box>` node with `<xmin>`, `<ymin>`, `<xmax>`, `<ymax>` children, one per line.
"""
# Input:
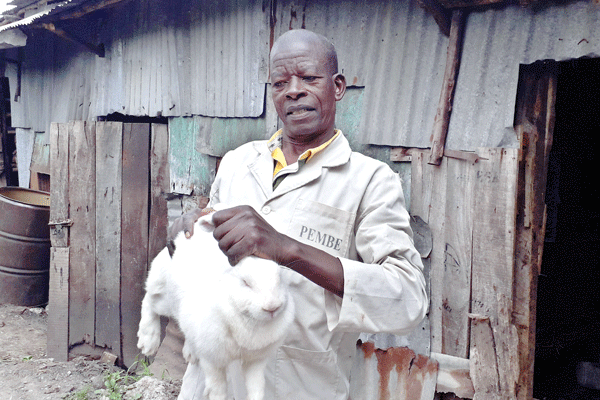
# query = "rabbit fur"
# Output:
<box><xmin>137</xmin><ymin>209</ymin><xmax>294</xmax><ymax>400</ymax></box>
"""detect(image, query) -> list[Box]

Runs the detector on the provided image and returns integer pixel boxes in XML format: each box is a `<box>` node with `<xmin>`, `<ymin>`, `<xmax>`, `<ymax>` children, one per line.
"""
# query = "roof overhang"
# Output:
<box><xmin>0</xmin><ymin>0</ymin><xmax>131</xmax><ymax>50</ymax></box>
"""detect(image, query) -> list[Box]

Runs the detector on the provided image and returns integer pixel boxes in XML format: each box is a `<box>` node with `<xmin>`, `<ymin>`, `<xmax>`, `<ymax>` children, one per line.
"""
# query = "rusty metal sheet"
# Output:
<box><xmin>0</xmin><ymin>187</ymin><xmax>50</xmax><ymax>307</ymax></box>
<box><xmin>350</xmin><ymin>341</ymin><xmax>439</xmax><ymax>400</ymax></box>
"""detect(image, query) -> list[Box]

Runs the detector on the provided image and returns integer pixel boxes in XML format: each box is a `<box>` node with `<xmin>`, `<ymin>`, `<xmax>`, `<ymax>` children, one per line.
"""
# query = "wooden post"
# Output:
<box><xmin>47</xmin><ymin>122</ymin><xmax>70</xmax><ymax>361</ymax></box>
<box><xmin>0</xmin><ymin>77</ymin><xmax>12</xmax><ymax>186</ymax></box>
<box><xmin>469</xmin><ymin>148</ymin><xmax>520</xmax><ymax>399</ymax></box>
<box><xmin>120</xmin><ymin>123</ymin><xmax>150</xmax><ymax>368</ymax></box>
<box><xmin>95</xmin><ymin>121</ymin><xmax>123</xmax><ymax>357</ymax></box>
<box><xmin>68</xmin><ymin>121</ymin><xmax>96</xmax><ymax>348</ymax></box>
<box><xmin>148</xmin><ymin>123</ymin><xmax>169</xmax><ymax>263</ymax></box>
<box><xmin>428</xmin><ymin>10</ymin><xmax>465</xmax><ymax>166</ymax></box>
<box><xmin>417</xmin><ymin>0</ymin><xmax>451</xmax><ymax>36</ymax></box>
<box><xmin>512</xmin><ymin>63</ymin><xmax>557</xmax><ymax>400</ymax></box>
<box><xmin>47</xmin><ymin>247</ymin><xmax>70</xmax><ymax>361</ymax></box>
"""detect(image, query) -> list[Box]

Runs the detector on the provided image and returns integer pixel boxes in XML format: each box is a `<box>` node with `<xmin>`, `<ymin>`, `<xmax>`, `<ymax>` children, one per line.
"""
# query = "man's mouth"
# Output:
<box><xmin>287</xmin><ymin>107</ymin><xmax>315</xmax><ymax>116</ymax></box>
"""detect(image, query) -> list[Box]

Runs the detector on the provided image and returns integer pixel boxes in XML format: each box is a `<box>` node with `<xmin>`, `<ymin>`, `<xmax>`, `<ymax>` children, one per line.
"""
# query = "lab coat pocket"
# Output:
<box><xmin>275</xmin><ymin>345</ymin><xmax>340</xmax><ymax>399</ymax></box>
<box><xmin>288</xmin><ymin>199</ymin><xmax>355</xmax><ymax>258</ymax></box>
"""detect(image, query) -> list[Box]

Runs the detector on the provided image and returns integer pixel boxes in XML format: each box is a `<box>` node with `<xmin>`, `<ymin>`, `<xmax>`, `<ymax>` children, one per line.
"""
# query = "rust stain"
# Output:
<box><xmin>360</xmin><ymin>340</ymin><xmax>376</xmax><ymax>359</ymax></box>
<box><xmin>380</xmin><ymin>347</ymin><xmax>413</xmax><ymax>400</ymax></box>
<box><xmin>358</xmin><ymin>341</ymin><xmax>438</xmax><ymax>400</ymax></box>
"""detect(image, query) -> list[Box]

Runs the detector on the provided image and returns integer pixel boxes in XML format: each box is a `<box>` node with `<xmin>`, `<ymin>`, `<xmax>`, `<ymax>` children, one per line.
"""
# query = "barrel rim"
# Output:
<box><xmin>0</xmin><ymin>187</ymin><xmax>50</xmax><ymax>209</ymax></box>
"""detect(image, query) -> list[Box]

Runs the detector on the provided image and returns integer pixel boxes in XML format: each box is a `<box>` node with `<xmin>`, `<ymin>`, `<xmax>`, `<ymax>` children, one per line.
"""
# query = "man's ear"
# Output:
<box><xmin>333</xmin><ymin>73</ymin><xmax>347</xmax><ymax>101</ymax></box>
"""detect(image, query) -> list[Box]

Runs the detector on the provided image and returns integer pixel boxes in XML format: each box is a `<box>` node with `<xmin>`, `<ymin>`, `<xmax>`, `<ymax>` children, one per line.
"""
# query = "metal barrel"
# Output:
<box><xmin>0</xmin><ymin>187</ymin><xmax>51</xmax><ymax>307</ymax></box>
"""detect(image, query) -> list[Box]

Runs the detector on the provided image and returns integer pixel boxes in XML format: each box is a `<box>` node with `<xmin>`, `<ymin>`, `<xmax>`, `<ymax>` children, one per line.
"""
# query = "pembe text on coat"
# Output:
<box><xmin>299</xmin><ymin>225</ymin><xmax>343</xmax><ymax>251</ymax></box>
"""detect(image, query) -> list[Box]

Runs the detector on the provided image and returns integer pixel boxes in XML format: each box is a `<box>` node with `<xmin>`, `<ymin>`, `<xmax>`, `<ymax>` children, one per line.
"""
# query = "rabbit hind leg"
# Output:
<box><xmin>201</xmin><ymin>359</ymin><xmax>228</xmax><ymax>400</ymax></box>
<box><xmin>242</xmin><ymin>358</ymin><xmax>268</xmax><ymax>400</ymax></box>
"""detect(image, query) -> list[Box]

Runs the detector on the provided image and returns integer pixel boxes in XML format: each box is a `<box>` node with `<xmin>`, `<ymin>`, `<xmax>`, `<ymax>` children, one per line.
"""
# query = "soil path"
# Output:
<box><xmin>0</xmin><ymin>304</ymin><xmax>181</xmax><ymax>400</ymax></box>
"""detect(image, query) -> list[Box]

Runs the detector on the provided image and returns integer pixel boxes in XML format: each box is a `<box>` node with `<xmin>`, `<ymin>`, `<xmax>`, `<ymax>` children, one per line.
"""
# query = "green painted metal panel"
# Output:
<box><xmin>194</xmin><ymin>116</ymin><xmax>268</xmax><ymax>157</ymax></box>
<box><xmin>169</xmin><ymin>88</ymin><xmax>411</xmax><ymax>203</ymax></box>
<box><xmin>169</xmin><ymin>117</ymin><xmax>217</xmax><ymax>196</ymax></box>
<box><xmin>336</xmin><ymin>87</ymin><xmax>412</xmax><ymax>206</ymax></box>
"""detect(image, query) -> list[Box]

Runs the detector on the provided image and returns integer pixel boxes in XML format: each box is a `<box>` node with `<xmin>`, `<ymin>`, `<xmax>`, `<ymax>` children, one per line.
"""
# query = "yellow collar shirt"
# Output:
<box><xmin>268</xmin><ymin>129</ymin><xmax>341</xmax><ymax>190</ymax></box>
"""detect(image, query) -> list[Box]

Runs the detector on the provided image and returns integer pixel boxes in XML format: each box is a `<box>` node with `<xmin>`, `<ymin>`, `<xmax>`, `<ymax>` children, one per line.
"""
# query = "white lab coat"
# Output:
<box><xmin>179</xmin><ymin>132</ymin><xmax>428</xmax><ymax>400</ymax></box>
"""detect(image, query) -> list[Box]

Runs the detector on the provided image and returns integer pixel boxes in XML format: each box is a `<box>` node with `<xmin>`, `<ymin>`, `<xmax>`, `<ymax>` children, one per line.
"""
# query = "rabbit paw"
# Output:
<box><xmin>202</xmin><ymin>362</ymin><xmax>228</xmax><ymax>400</ymax></box>
<box><xmin>137</xmin><ymin>316</ymin><xmax>161</xmax><ymax>356</ymax></box>
<box><xmin>182</xmin><ymin>340</ymin><xmax>199</xmax><ymax>365</ymax></box>
<box><xmin>203</xmin><ymin>385</ymin><xmax>228</xmax><ymax>400</ymax></box>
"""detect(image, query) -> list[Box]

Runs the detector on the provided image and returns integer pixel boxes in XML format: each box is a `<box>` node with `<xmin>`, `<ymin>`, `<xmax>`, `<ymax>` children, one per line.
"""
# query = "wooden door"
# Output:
<box><xmin>411</xmin><ymin>147</ymin><xmax>520</xmax><ymax>399</ymax></box>
<box><xmin>47</xmin><ymin>121</ymin><xmax>169</xmax><ymax>368</ymax></box>
<box><xmin>410</xmin><ymin>63</ymin><xmax>556</xmax><ymax>400</ymax></box>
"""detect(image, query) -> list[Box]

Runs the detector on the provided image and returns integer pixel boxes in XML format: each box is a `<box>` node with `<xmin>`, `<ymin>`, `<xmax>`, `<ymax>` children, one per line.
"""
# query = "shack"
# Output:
<box><xmin>0</xmin><ymin>0</ymin><xmax>598</xmax><ymax>399</ymax></box>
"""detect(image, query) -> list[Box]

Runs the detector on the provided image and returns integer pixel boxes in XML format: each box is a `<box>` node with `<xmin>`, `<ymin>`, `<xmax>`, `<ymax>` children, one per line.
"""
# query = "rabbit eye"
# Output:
<box><xmin>242</xmin><ymin>279</ymin><xmax>252</xmax><ymax>288</ymax></box>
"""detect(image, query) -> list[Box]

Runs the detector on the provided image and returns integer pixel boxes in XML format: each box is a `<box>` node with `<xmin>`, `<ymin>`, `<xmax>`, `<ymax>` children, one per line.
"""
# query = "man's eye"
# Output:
<box><xmin>273</xmin><ymin>81</ymin><xmax>286</xmax><ymax>88</ymax></box>
<box><xmin>303</xmin><ymin>76</ymin><xmax>317</xmax><ymax>82</ymax></box>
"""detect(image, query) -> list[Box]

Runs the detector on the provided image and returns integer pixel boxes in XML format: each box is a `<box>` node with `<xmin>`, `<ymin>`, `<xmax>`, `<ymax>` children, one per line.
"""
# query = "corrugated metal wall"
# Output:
<box><xmin>9</xmin><ymin>0</ymin><xmax>270</xmax><ymax>132</ymax></box>
<box><xmin>8</xmin><ymin>0</ymin><xmax>448</xmax><ymax>147</ymax></box>
<box><xmin>272</xmin><ymin>0</ymin><xmax>449</xmax><ymax>148</ymax></box>
<box><xmin>7</xmin><ymin>0</ymin><xmax>600</xmax><ymax>153</ymax></box>
<box><xmin>446</xmin><ymin>0</ymin><xmax>600</xmax><ymax>151</ymax></box>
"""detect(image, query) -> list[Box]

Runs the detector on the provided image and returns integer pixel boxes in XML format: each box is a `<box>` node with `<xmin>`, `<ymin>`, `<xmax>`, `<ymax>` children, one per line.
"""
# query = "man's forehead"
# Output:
<box><xmin>272</xmin><ymin>33</ymin><xmax>326</xmax><ymax>59</ymax></box>
<box><xmin>270</xmin><ymin>44</ymin><xmax>327</xmax><ymax>72</ymax></box>
<box><xmin>270</xmin><ymin>61</ymin><xmax>321</xmax><ymax>80</ymax></box>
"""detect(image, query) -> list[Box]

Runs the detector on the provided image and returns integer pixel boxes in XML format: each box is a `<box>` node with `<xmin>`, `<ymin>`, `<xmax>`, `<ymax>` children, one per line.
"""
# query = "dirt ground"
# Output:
<box><xmin>0</xmin><ymin>303</ymin><xmax>182</xmax><ymax>400</ymax></box>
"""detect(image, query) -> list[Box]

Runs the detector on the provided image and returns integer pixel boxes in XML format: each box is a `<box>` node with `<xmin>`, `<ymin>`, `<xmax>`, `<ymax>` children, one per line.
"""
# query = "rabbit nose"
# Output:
<box><xmin>262</xmin><ymin>300</ymin><xmax>283</xmax><ymax>315</ymax></box>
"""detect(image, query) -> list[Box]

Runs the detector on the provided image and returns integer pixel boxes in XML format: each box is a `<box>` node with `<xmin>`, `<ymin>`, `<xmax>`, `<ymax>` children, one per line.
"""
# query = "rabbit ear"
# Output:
<box><xmin>195</xmin><ymin>203</ymin><xmax>227</xmax><ymax>233</ymax></box>
<box><xmin>196</xmin><ymin>212</ymin><xmax>216</xmax><ymax>233</ymax></box>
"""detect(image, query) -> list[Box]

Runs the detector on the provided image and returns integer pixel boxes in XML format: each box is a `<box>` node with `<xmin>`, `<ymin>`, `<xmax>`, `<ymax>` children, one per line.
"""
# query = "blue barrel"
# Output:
<box><xmin>0</xmin><ymin>187</ymin><xmax>50</xmax><ymax>307</ymax></box>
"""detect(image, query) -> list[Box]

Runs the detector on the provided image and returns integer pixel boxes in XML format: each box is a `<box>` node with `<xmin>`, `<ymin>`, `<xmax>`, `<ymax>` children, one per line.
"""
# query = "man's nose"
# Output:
<box><xmin>286</xmin><ymin>76</ymin><xmax>306</xmax><ymax>100</ymax></box>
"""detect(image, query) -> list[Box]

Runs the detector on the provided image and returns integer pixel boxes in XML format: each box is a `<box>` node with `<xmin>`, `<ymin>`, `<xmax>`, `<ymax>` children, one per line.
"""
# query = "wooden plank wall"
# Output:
<box><xmin>47</xmin><ymin>122</ymin><xmax>70</xmax><ymax>361</ymax></box>
<box><xmin>121</xmin><ymin>123</ymin><xmax>150</xmax><ymax>368</ymax></box>
<box><xmin>95</xmin><ymin>121</ymin><xmax>123</xmax><ymax>357</ymax></box>
<box><xmin>411</xmin><ymin>148</ymin><xmax>520</xmax><ymax>399</ymax></box>
<box><xmin>47</xmin><ymin>121</ymin><xmax>169</xmax><ymax>367</ymax></box>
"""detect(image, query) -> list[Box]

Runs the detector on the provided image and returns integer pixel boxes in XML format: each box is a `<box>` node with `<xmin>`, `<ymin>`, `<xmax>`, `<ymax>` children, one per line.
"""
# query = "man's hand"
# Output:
<box><xmin>211</xmin><ymin>206</ymin><xmax>287</xmax><ymax>266</ymax></box>
<box><xmin>212</xmin><ymin>205</ymin><xmax>345</xmax><ymax>297</ymax></box>
<box><xmin>166</xmin><ymin>208</ymin><xmax>213</xmax><ymax>257</ymax></box>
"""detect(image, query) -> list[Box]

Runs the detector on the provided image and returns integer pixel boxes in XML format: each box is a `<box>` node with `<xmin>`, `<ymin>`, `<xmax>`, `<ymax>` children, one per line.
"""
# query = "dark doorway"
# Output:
<box><xmin>534</xmin><ymin>58</ymin><xmax>600</xmax><ymax>400</ymax></box>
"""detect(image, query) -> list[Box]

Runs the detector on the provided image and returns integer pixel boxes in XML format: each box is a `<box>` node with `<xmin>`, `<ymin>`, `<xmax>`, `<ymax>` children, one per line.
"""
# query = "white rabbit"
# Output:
<box><xmin>137</xmin><ymin>208</ymin><xmax>294</xmax><ymax>400</ymax></box>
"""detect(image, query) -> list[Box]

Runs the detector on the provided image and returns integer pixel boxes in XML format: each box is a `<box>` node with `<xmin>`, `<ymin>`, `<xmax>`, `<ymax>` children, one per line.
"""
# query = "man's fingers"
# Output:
<box><xmin>168</xmin><ymin>207</ymin><xmax>209</xmax><ymax>242</ymax></box>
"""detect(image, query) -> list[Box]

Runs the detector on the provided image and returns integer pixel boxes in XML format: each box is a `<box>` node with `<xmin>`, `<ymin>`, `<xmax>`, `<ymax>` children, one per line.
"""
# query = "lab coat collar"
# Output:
<box><xmin>248</xmin><ymin>131</ymin><xmax>352</xmax><ymax>200</ymax></box>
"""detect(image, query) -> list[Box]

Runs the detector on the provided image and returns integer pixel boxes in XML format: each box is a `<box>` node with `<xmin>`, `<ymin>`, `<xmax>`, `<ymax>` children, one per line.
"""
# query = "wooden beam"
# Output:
<box><xmin>437</xmin><ymin>0</ymin><xmax>505</xmax><ymax>7</ymax></box>
<box><xmin>58</xmin><ymin>0</ymin><xmax>133</xmax><ymax>19</ymax></box>
<box><xmin>430</xmin><ymin>352</ymin><xmax>475</xmax><ymax>398</ymax></box>
<box><xmin>40</xmin><ymin>22</ymin><xmax>105</xmax><ymax>57</ymax></box>
<box><xmin>390</xmin><ymin>147</ymin><xmax>414</xmax><ymax>162</ymax></box>
<box><xmin>417</xmin><ymin>0</ymin><xmax>451</xmax><ymax>36</ymax></box>
<box><xmin>428</xmin><ymin>10</ymin><xmax>465</xmax><ymax>166</ymax></box>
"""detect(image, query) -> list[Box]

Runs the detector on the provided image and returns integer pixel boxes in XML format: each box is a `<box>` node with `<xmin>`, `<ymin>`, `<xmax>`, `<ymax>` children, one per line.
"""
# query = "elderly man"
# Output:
<box><xmin>173</xmin><ymin>29</ymin><xmax>428</xmax><ymax>399</ymax></box>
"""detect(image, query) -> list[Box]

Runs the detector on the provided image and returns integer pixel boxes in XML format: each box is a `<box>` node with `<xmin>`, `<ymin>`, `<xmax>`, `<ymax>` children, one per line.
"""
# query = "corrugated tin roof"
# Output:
<box><xmin>0</xmin><ymin>2</ymin><xmax>66</xmax><ymax>32</ymax></box>
<box><xmin>446</xmin><ymin>0</ymin><xmax>600</xmax><ymax>151</ymax></box>
<box><xmin>0</xmin><ymin>0</ymin><xmax>83</xmax><ymax>32</ymax></box>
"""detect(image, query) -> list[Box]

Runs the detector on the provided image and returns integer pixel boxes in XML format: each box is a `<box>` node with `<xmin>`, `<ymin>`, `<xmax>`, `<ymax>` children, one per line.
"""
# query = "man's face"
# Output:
<box><xmin>270</xmin><ymin>39</ymin><xmax>345</xmax><ymax>142</ymax></box>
